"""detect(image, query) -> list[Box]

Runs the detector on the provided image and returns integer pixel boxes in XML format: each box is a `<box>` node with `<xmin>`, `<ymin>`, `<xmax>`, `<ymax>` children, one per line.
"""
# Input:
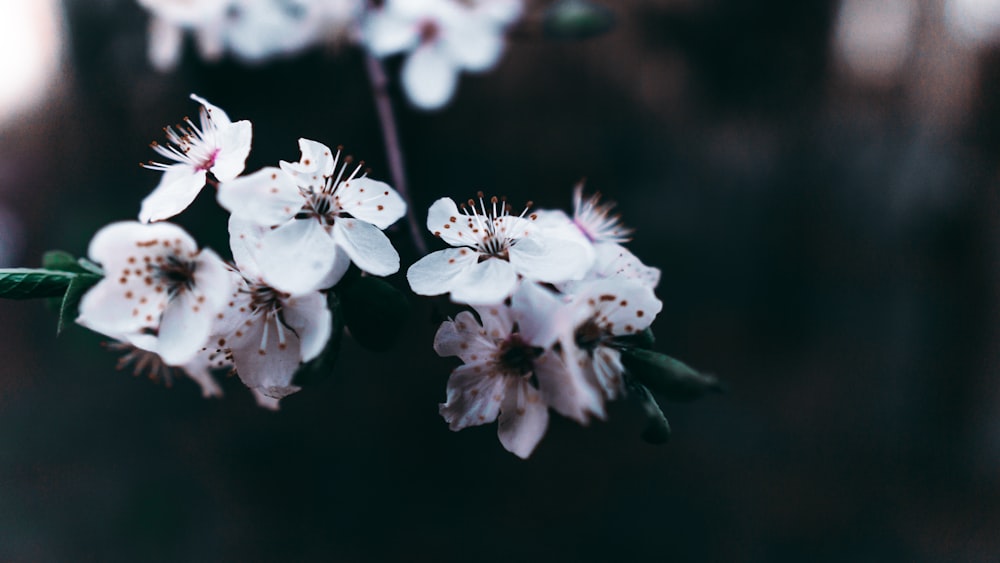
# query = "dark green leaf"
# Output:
<box><xmin>543</xmin><ymin>0</ymin><xmax>615</xmax><ymax>40</ymax></box>
<box><xmin>630</xmin><ymin>381</ymin><xmax>671</xmax><ymax>444</ymax></box>
<box><xmin>338</xmin><ymin>276</ymin><xmax>410</xmax><ymax>352</ymax></box>
<box><xmin>621</xmin><ymin>348</ymin><xmax>724</xmax><ymax>402</ymax></box>
<box><xmin>56</xmin><ymin>274</ymin><xmax>101</xmax><ymax>334</ymax></box>
<box><xmin>43</xmin><ymin>250</ymin><xmax>90</xmax><ymax>274</ymax></box>
<box><xmin>293</xmin><ymin>292</ymin><xmax>345</xmax><ymax>387</ymax></box>
<box><xmin>613</xmin><ymin>327</ymin><xmax>655</xmax><ymax>350</ymax></box>
<box><xmin>0</xmin><ymin>269</ymin><xmax>80</xmax><ymax>300</ymax></box>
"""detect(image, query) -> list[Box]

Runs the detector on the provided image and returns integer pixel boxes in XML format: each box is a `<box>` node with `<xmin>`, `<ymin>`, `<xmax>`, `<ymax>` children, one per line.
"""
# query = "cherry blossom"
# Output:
<box><xmin>138</xmin><ymin>0</ymin><xmax>230</xmax><ymax>70</ymax></box>
<box><xmin>140</xmin><ymin>94</ymin><xmax>252</xmax><ymax>223</ymax></box>
<box><xmin>435</xmin><ymin>303</ymin><xmax>553</xmax><ymax>458</ymax></box>
<box><xmin>107</xmin><ymin>335</ymin><xmax>228</xmax><ymax>399</ymax></box>
<box><xmin>363</xmin><ymin>0</ymin><xmax>523</xmax><ymax>109</ymax></box>
<box><xmin>211</xmin><ymin>217</ymin><xmax>333</xmax><ymax>400</ymax></box>
<box><xmin>217</xmin><ymin>138</ymin><xmax>405</xmax><ymax>295</ymax></box>
<box><xmin>407</xmin><ymin>194</ymin><xmax>592</xmax><ymax>304</ymax></box>
<box><xmin>76</xmin><ymin>221</ymin><xmax>231</xmax><ymax>366</ymax></box>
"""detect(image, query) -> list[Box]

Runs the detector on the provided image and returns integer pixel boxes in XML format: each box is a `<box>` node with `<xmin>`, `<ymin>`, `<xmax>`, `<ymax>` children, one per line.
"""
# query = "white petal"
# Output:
<box><xmin>228</xmin><ymin>215</ymin><xmax>268</xmax><ymax>278</ymax></box>
<box><xmin>442</xmin><ymin>21</ymin><xmax>504</xmax><ymax>72</ymax></box>
<box><xmin>364</xmin><ymin>11</ymin><xmax>419</xmax><ymax>56</ymax></box>
<box><xmin>194</xmin><ymin>23</ymin><xmax>225</xmax><ymax>62</ymax></box>
<box><xmin>433</xmin><ymin>310</ymin><xmax>496</xmax><ymax>363</ymax></box>
<box><xmin>158</xmin><ymin>290</ymin><xmax>213</xmax><ymax>365</ymax></box>
<box><xmin>589</xmin><ymin>243</ymin><xmax>661</xmax><ymax>287</ymax></box>
<box><xmin>534</xmin><ymin>349</ymin><xmax>605</xmax><ymax>424</ymax></box>
<box><xmin>87</xmin><ymin>221</ymin><xmax>198</xmax><ymax>269</ymax></box>
<box><xmin>217</xmin><ymin>167</ymin><xmax>302</xmax><ymax>226</ymax></box>
<box><xmin>425</xmin><ymin>197</ymin><xmax>478</xmax><ymax>246</ymax></box>
<box><xmin>182</xmin><ymin>356</ymin><xmax>224</xmax><ymax>399</ymax></box>
<box><xmin>230</xmin><ymin>313</ymin><xmax>303</xmax><ymax>399</ymax></box>
<box><xmin>497</xmin><ymin>378</ymin><xmax>548</xmax><ymax>459</ymax></box>
<box><xmin>279</xmin><ymin>138</ymin><xmax>336</xmax><ymax>191</ymax></box>
<box><xmin>571</xmin><ymin>278</ymin><xmax>662</xmax><ymax>335</ymax></box>
<box><xmin>589</xmin><ymin>346</ymin><xmax>626</xmax><ymax>400</ymax></box>
<box><xmin>148</xmin><ymin>17</ymin><xmax>183</xmax><ymax>71</ymax></box>
<box><xmin>252</xmin><ymin>388</ymin><xmax>282</xmax><ymax>411</ymax></box>
<box><xmin>190</xmin><ymin>93</ymin><xmax>233</xmax><ymax>126</ymax></box>
<box><xmin>406</xmin><ymin>247</ymin><xmax>478</xmax><ymax>296</ymax></box>
<box><xmin>336</xmin><ymin>177</ymin><xmax>406</xmax><ymax>229</ymax></box>
<box><xmin>402</xmin><ymin>45</ymin><xmax>459</xmax><ymax>110</ymax></box>
<box><xmin>449</xmin><ymin>257</ymin><xmax>517</xmax><ymax>305</ymax></box>
<box><xmin>139</xmin><ymin>166</ymin><xmax>207</xmax><ymax>223</ymax></box>
<box><xmin>509</xmin><ymin>281</ymin><xmax>569</xmax><ymax>348</ymax></box>
<box><xmin>282</xmin><ymin>292</ymin><xmax>332</xmax><ymax>363</ymax></box>
<box><xmin>210</xmin><ymin>120</ymin><xmax>252</xmax><ymax>182</ymax></box>
<box><xmin>439</xmin><ymin>365</ymin><xmax>506</xmax><ymax>430</ymax></box>
<box><xmin>257</xmin><ymin>219</ymin><xmax>340</xmax><ymax>294</ymax></box>
<box><xmin>470</xmin><ymin>303</ymin><xmax>516</xmax><ymax>342</ymax></box>
<box><xmin>509</xmin><ymin>236</ymin><xmax>592</xmax><ymax>284</ymax></box>
<box><xmin>332</xmin><ymin>218</ymin><xmax>400</xmax><ymax>276</ymax></box>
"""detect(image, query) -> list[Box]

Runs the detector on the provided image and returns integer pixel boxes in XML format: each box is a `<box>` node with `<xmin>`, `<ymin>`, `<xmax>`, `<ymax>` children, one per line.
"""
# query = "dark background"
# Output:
<box><xmin>1</xmin><ymin>0</ymin><xmax>999</xmax><ymax>561</ymax></box>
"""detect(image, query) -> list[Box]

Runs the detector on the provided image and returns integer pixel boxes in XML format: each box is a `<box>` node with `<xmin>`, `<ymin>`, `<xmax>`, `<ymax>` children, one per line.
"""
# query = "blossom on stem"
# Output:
<box><xmin>217</xmin><ymin>138</ymin><xmax>405</xmax><ymax>295</ymax></box>
<box><xmin>363</xmin><ymin>0</ymin><xmax>522</xmax><ymax>109</ymax></box>
<box><xmin>212</xmin><ymin>217</ymin><xmax>333</xmax><ymax>400</ymax></box>
<box><xmin>140</xmin><ymin>94</ymin><xmax>252</xmax><ymax>223</ymax></box>
<box><xmin>76</xmin><ymin>221</ymin><xmax>231</xmax><ymax>366</ymax></box>
<box><xmin>407</xmin><ymin>194</ymin><xmax>592</xmax><ymax>304</ymax></box>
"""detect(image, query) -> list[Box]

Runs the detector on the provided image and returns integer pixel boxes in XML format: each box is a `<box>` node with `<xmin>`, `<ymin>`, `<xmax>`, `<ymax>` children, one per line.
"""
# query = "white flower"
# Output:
<box><xmin>138</xmin><ymin>0</ymin><xmax>230</xmax><ymax>70</ymax></box>
<box><xmin>76</xmin><ymin>221</ymin><xmax>232</xmax><ymax>366</ymax></box>
<box><xmin>364</xmin><ymin>0</ymin><xmax>522</xmax><ymax>109</ymax></box>
<box><xmin>107</xmin><ymin>335</ymin><xmax>228</xmax><ymax>398</ymax></box>
<box><xmin>407</xmin><ymin>194</ymin><xmax>592</xmax><ymax>304</ymax></box>
<box><xmin>140</xmin><ymin>94</ymin><xmax>252</xmax><ymax>223</ymax></box>
<box><xmin>222</xmin><ymin>0</ymin><xmax>364</xmax><ymax>62</ymax></box>
<box><xmin>434</xmin><ymin>303</ymin><xmax>552</xmax><ymax>458</ymax></box>
<box><xmin>217</xmin><ymin>138</ymin><xmax>405</xmax><ymax>295</ymax></box>
<box><xmin>212</xmin><ymin>217</ymin><xmax>333</xmax><ymax>400</ymax></box>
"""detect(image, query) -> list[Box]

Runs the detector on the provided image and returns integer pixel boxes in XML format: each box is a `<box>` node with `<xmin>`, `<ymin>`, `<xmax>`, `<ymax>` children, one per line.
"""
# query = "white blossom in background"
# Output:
<box><xmin>364</xmin><ymin>0</ymin><xmax>523</xmax><ymax>109</ymax></box>
<box><xmin>217</xmin><ymin>138</ymin><xmax>406</xmax><ymax>295</ymax></box>
<box><xmin>407</xmin><ymin>194</ymin><xmax>592</xmax><ymax>304</ymax></box>
<box><xmin>138</xmin><ymin>0</ymin><xmax>230</xmax><ymax>70</ymax></box>
<box><xmin>140</xmin><ymin>94</ymin><xmax>252</xmax><ymax>223</ymax></box>
<box><xmin>76</xmin><ymin>221</ymin><xmax>231</xmax><ymax>366</ymax></box>
<box><xmin>210</xmin><ymin>216</ymin><xmax>333</xmax><ymax>400</ymax></box>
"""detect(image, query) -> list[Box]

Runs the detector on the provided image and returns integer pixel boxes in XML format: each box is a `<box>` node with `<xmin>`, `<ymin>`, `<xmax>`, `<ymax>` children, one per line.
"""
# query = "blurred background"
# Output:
<box><xmin>1</xmin><ymin>0</ymin><xmax>999</xmax><ymax>560</ymax></box>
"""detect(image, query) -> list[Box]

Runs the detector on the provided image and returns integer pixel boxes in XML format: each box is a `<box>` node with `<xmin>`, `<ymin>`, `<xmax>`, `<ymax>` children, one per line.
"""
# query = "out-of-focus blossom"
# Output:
<box><xmin>217</xmin><ymin>138</ymin><xmax>405</xmax><ymax>295</ymax></box>
<box><xmin>141</xmin><ymin>94</ymin><xmax>252</xmax><ymax>223</ymax></box>
<box><xmin>138</xmin><ymin>0</ymin><xmax>230</xmax><ymax>70</ymax></box>
<box><xmin>363</xmin><ymin>0</ymin><xmax>523</xmax><ymax>109</ymax></box>
<box><xmin>108</xmin><ymin>336</ymin><xmax>228</xmax><ymax>398</ymax></box>
<box><xmin>407</xmin><ymin>194</ymin><xmax>592</xmax><ymax>304</ymax></box>
<box><xmin>946</xmin><ymin>0</ymin><xmax>1000</xmax><ymax>45</ymax></box>
<box><xmin>76</xmin><ymin>221</ymin><xmax>231</xmax><ymax>366</ymax></box>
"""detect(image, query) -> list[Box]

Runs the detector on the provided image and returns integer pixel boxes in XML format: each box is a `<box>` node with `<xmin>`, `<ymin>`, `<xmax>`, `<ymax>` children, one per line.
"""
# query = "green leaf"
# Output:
<box><xmin>613</xmin><ymin>327</ymin><xmax>655</xmax><ymax>350</ymax></box>
<box><xmin>0</xmin><ymin>269</ymin><xmax>81</xmax><ymax>300</ymax></box>
<box><xmin>56</xmin><ymin>274</ymin><xmax>101</xmax><ymax>334</ymax></box>
<box><xmin>338</xmin><ymin>276</ymin><xmax>410</xmax><ymax>352</ymax></box>
<box><xmin>293</xmin><ymin>292</ymin><xmax>345</xmax><ymax>387</ymax></box>
<box><xmin>543</xmin><ymin>0</ymin><xmax>615</xmax><ymax>40</ymax></box>
<box><xmin>630</xmin><ymin>381</ymin><xmax>671</xmax><ymax>444</ymax></box>
<box><xmin>43</xmin><ymin>250</ymin><xmax>89</xmax><ymax>274</ymax></box>
<box><xmin>620</xmin><ymin>348</ymin><xmax>724</xmax><ymax>402</ymax></box>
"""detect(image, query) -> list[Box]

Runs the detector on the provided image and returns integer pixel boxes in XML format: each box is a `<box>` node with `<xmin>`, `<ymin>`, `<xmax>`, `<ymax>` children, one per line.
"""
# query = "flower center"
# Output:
<box><xmin>247</xmin><ymin>283</ymin><xmax>287</xmax><ymax>314</ymax></box>
<box><xmin>574</xmin><ymin>318</ymin><xmax>607</xmax><ymax>354</ymax></box>
<box><xmin>418</xmin><ymin>19</ymin><xmax>440</xmax><ymax>43</ymax></box>
<box><xmin>495</xmin><ymin>333</ymin><xmax>542</xmax><ymax>377</ymax></box>
<box><xmin>460</xmin><ymin>192</ymin><xmax>535</xmax><ymax>261</ymax></box>
<box><xmin>144</xmin><ymin>108</ymin><xmax>220</xmax><ymax>173</ymax></box>
<box><xmin>155</xmin><ymin>255</ymin><xmax>197</xmax><ymax>298</ymax></box>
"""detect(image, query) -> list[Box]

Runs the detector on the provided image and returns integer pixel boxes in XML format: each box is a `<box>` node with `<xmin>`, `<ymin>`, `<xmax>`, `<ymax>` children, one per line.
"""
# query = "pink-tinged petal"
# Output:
<box><xmin>281</xmin><ymin>292</ymin><xmax>332</xmax><ymax>363</ymax></box>
<box><xmin>139</xmin><ymin>166</ymin><xmax>207</xmax><ymax>223</ymax></box>
<box><xmin>193</xmin><ymin>23</ymin><xmax>225</xmax><ymax>62</ymax></box>
<box><xmin>449</xmin><ymin>257</ymin><xmax>518</xmax><ymax>304</ymax></box>
<box><xmin>510</xmin><ymin>281</ymin><xmax>569</xmax><ymax>348</ymax></box>
<box><xmin>497</xmin><ymin>379</ymin><xmax>548</xmax><ymax>459</ymax></box>
<box><xmin>217</xmin><ymin>167</ymin><xmax>301</xmax><ymax>227</ymax></box>
<box><xmin>471</xmin><ymin>303</ymin><xmax>516</xmax><ymax>341</ymax></box>
<box><xmin>252</xmin><ymin>388</ymin><xmax>281</xmax><ymax>411</ymax></box>
<box><xmin>433</xmin><ymin>310</ymin><xmax>496</xmax><ymax>363</ymax></box>
<box><xmin>407</xmin><ymin>247</ymin><xmax>478</xmax><ymax>296</ymax></box>
<box><xmin>332</xmin><ymin>218</ymin><xmax>400</xmax><ymax>276</ymax></box>
<box><xmin>230</xmin><ymin>313</ymin><xmax>303</xmax><ymax>399</ymax></box>
<box><xmin>590</xmin><ymin>243</ymin><xmax>661</xmax><ymax>287</ymax></box>
<box><xmin>279</xmin><ymin>138</ymin><xmax>336</xmax><ymax>190</ymax></box>
<box><xmin>572</xmin><ymin>278</ymin><xmax>662</xmax><ymax>335</ymax></box>
<box><xmin>402</xmin><ymin>44</ymin><xmax>458</xmax><ymax>110</ymax></box>
<box><xmin>210</xmin><ymin>120</ymin><xmax>252</xmax><ymax>182</ymax></box>
<box><xmin>588</xmin><ymin>346</ymin><xmax>626</xmax><ymax>400</ymax></box>
<box><xmin>148</xmin><ymin>17</ymin><xmax>183</xmax><ymax>71</ymax></box>
<box><xmin>509</xmin><ymin>235</ymin><xmax>593</xmax><ymax>284</ymax></box>
<box><xmin>364</xmin><ymin>11</ymin><xmax>419</xmax><ymax>56</ymax></box>
<box><xmin>426</xmin><ymin>197</ymin><xmax>477</xmax><ymax>246</ymax></box>
<box><xmin>182</xmin><ymin>357</ymin><xmax>224</xmax><ymax>399</ymax></box>
<box><xmin>534</xmin><ymin>349</ymin><xmax>605</xmax><ymax>424</ymax></box>
<box><xmin>336</xmin><ymin>177</ymin><xmax>406</xmax><ymax>229</ymax></box>
<box><xmin>439</xmin><ymin>365</ymin><xmax>506</xmax><ymax>430</ymax></box>
<box><xmin>442</xmin><ymin>21</ymin><xmax>504</xmax><ymax>72</ymax></box>
<box><xmin>158</xmin><ymin>290</ymin><xmax>214</xmax><ymax>365</ymax></box>
<box><xmin>257</xmin><ymin>219</ymin><xmax>340</xmax><ymax>294</ymax></box>
<box><xmin>190</xmin><ymin>93</ymin><xmax>233</xmax><ymax>127</ymax></box>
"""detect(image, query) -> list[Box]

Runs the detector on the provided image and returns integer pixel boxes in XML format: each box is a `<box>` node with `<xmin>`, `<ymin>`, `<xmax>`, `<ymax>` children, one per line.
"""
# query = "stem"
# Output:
<box><xmin>364</xmin><ymin>53</ymin><xmax>428</xmax><ymax>256</ymax></box>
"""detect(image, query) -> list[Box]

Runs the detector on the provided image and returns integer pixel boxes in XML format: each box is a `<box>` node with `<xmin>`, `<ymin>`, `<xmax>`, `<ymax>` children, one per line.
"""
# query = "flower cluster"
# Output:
<box><xmin>410</xmin><ymin>184</ymin><xmax>663</xmax><ymax>458</ymax></box>
<box><xmin>76</xmin><ymin>95</ymin><xmax>405</xmax><ymax>406</ymax></box>
<box><xmin>136</xmin><ymin>0</ymin><xmax>524</xmax><ymax>110</ymax></box>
